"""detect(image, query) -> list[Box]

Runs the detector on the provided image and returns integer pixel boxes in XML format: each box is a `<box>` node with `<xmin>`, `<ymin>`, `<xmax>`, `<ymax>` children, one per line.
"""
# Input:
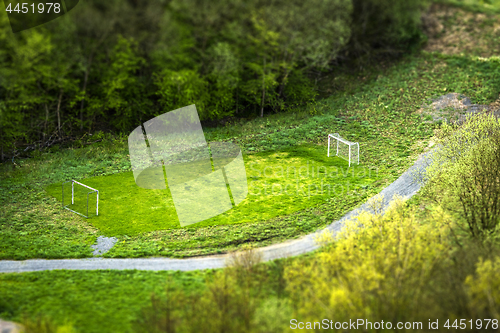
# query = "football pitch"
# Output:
<box><xmin>45</xmin><ymin>144</ymin><xmax>385</xmax><ymax>236</ymax></box>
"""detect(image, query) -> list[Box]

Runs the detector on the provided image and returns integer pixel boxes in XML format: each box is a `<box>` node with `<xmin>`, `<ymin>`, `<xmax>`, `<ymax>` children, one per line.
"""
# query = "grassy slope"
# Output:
<box><xmin>2</xmin><ymin>2</ymin><xmax>500</xmax><ymax>331</ymax></box>
<box><xmin>3</xmin><ymin>5</ymin><xmax>500</xmax><ymax>260</ymax></box>
<box><xmin>4</xmin><ymin>52</ymin><xmax>500</xmax><ymax>259</ymax></box>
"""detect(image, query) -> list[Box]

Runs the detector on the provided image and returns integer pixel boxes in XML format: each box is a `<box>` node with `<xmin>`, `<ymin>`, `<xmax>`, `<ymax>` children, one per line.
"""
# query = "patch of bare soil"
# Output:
<box><xmin>421</xmin><ymin>3</ymin><xmax>500</xmax><ymax>57</ymax></box>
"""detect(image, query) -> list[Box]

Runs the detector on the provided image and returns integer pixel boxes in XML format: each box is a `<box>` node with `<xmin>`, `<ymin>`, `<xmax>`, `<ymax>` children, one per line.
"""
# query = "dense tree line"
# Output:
<box><xmin>0</xmin><ymin>0</ymin><xmax>428</xmax><ymax>161</ymax></box>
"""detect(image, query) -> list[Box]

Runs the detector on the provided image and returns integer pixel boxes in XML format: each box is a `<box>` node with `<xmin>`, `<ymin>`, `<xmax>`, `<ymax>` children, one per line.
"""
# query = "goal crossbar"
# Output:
<box><xmin>327</xmin><ymin>133</ymin><xmax>359</xmax><ymax>167</ymax></box>
<box><xmin>62</xmin><ymin>180</ymin><xmax>99</xmax><ymax>218</ymax></box>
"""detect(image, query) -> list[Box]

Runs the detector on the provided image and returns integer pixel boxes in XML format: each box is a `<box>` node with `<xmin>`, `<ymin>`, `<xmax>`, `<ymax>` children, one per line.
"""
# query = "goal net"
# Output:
<box><xmin>328</xmin><ymin>133</ymin><xmax>359</xmax><ymax>167</ymax></box>
<box><xmin>62</xmin><ymin>180</ymin><xmax>99</xmax><ymax>218</ymax></box>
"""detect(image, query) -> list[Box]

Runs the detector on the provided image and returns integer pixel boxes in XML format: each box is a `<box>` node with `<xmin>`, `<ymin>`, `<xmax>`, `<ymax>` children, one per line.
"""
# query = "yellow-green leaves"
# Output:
<box><xmin>286</xmin><ymin>196</ymin><xmax>453</xmax><ymax>324</ymax></box>
<box><xmin>425</xmin><ymin>113</ymin><xmax>500</xmax><ymax>239</ymax></box>
<box><xmin>466</xmin><ymin>257</ymin><xmax>500</xmax><ymax>319</ymax></box>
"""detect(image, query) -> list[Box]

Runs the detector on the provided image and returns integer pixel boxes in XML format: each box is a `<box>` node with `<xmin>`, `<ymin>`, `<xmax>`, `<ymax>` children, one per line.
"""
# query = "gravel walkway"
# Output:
<box><xmin>0</xmin><ymin>150</ymin><xmax>433</xmax><ymax>273</ymax></box>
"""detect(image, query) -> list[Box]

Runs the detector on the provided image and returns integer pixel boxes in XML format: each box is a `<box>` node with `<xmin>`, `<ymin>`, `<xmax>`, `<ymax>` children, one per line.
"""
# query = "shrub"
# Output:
<box><xmin>134</xmin><ymin>247</ymin><xmax>269</xmax><ymax>333</ymax></box>
<box><xmin>134</xmin><ymin>284</ymin><xmax>191</xmax><ymax>333</ymax></box>
<box><xmin>285</xmin><ymin>196</ymin><xmax>453</xmax><ymax>325</ymax></box>
<box><xmin>466</xmin><ymin>256</ymin><xmax>500</xmax><ymax>320</ymax></box>
<box><xmin>425</xmin><ymin>113</ymin><xmax>500</xmax><ymax>239</ymax></box>
<box><xmin>22</xmin><ymin>316</ymin><xmax>75</xmax><ymax>333</ymax></box>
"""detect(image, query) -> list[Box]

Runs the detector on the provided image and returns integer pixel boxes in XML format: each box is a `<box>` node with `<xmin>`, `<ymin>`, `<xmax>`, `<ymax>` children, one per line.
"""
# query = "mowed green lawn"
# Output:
<box><xmin>45</xmin><ymin>144</ymin><xmax>385</xmax><ymax>236</ymax></box>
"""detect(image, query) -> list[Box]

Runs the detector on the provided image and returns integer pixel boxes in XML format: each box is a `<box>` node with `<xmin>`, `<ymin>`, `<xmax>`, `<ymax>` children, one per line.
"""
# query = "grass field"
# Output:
<box><xmin>45</xmin><ymin>145</ymin><xmax>384</xmax><ymax>236</ymax></box>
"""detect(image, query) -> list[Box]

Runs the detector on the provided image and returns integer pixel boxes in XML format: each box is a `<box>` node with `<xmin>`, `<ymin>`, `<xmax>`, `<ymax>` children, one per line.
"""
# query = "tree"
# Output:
<box><xmin>206</xmin><ymin>42</ymin><xmax>240</xmax><ymax>119</ymax></box>
<box><xmin>154</xmin><ymin>69</ymin><xmax>210</xmax><ymax>119</ymax></box>
<box><xmin>0</xmin><ymin>16</ymin><xmax>79</xmax><ymax>154</ymax></box>
<box><xmin>425</xmin><ymin>113</ymin><xmax>500</xmax><ymax>239</ymax></box>
<box><xmin>101</xmin><ymin>36</ymin><xmax>148</xmax><ymax>132</ymax></box>
<box><xmin>241</xmin><ymin>10</ymin><xmax>280</xmax><ymax>118</ymax></box>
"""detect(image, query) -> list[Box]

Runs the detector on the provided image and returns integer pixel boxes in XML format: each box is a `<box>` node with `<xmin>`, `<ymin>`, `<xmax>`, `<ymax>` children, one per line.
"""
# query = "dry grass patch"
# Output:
<box><xmin>423</xmin><ymin>3</ymin><xmax>500</xmax><ymax>57</ymax></box>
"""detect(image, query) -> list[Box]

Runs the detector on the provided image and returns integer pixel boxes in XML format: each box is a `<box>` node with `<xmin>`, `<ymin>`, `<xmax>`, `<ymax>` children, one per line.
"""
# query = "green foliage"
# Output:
<box><xmin>436</xmin><ymin>0</ymin><xmax>500</xmax><ymax>14</ymax></box>
<box><xmin>283</xmin><ymin>69</ymin><xmax>318</xmax><ymax>113</ymax></box>
<box><xmin>0</xmin><ymin>13</ymin><xmax>79</xmax><ymax>153</ymax></box>
<box><xmin>0</xmin><ymin>0</ymin><xmax>432</xmax><ymax>158</ymax></box>
<box><xmin>254</xmin><ymin>0</ymin><xmax>352</xmax><ymax>69</ymax></box>
<box><xmin>206</xmin><ymin>42</ymin><xmax>240</xmax><ymax>119</ymax></box>
<box><xmin>424</xmin><ymin>113</ymin><xmax>500</xmax><ymax>239</ymax></box>
<box><xmin>22</xmin><ymin>316</ymin><xmax>76</xmax><ymax>333</ymax></box>
<box><xmin>102</xmin><ymin>36</ymin><xmax>148</xmax><ymax>131</ymax></box>
<box><xmin>349</xmin><ymin>0</ymin><xmax>430</xmax><ymax>57</ymax></box>
<box><xmin>286</xmin><ymin>196</ymin><xmax>453</xmax><ymax>324</ymax></box>
<box><xmin>466</xmin><ymin>256</ymin><xmax>500</xmax><ymax>319</ymax></box>
<box><xmin>154</xmin><ymin>69</ymin><xmax>209</xmax><ymax>119</ymax></box>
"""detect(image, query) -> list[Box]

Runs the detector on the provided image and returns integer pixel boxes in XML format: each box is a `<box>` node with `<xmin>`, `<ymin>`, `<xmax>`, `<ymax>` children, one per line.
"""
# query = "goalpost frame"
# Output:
<box><xmin>327</xmin><ymin>133</ymin><xmax>359</xmax><ymax>167</ymax></box>
<box><xmin>62</xmin><ymin>180</ymin><xmax>99</xmax><ymax>218</ymax></box>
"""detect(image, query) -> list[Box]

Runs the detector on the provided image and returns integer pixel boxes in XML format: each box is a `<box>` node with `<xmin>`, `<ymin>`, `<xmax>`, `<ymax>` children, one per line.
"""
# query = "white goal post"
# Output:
<box><xmin>62</xmin><ymin>180</ymin><xmax>99</xmax><ymax>218</ymax></box>
<box><xmin>327</xmin><ymin>133</ymin><xmax>359</xmax><ymax>167</ymax></box>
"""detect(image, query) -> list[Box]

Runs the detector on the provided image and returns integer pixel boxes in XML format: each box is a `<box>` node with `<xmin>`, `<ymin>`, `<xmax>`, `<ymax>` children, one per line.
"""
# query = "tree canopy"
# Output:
<box><xmin>0</xmin><ymin>0</ymin><xmax>429</xmax><ymax>160</ymax></box>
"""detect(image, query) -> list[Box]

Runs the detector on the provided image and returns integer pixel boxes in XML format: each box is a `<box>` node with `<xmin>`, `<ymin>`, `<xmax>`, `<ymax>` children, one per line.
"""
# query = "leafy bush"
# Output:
<box><xmin>424</xmin><ymin>113</ymin><xmax>500</xmax><ymax>239</ymax></box>
<box><xmin>285</xmin><ymin>196</ymin><xmax>453</xmax><ymax>324</ymax></box>
<box><xmin>22</xmin><ymin>316</ymin><xmax>75</xmax><ymax>333</ymax></box>
<box><xmin>466</xmin><ymin>256</ymin><xmax>500</xmax><ymax>319</ymax></box>
<box><xmin>133</xmin><ymin>248</ymin><xmax>281</xmax><ymax>333</ymax></box>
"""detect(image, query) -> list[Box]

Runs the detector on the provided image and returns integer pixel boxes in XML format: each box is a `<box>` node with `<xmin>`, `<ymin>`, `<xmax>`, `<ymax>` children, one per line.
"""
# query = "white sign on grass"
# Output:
<box><xmin>128</xmin><ymin>104</ymin><xmax>248</xmax><ymax>227</ymax></box>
